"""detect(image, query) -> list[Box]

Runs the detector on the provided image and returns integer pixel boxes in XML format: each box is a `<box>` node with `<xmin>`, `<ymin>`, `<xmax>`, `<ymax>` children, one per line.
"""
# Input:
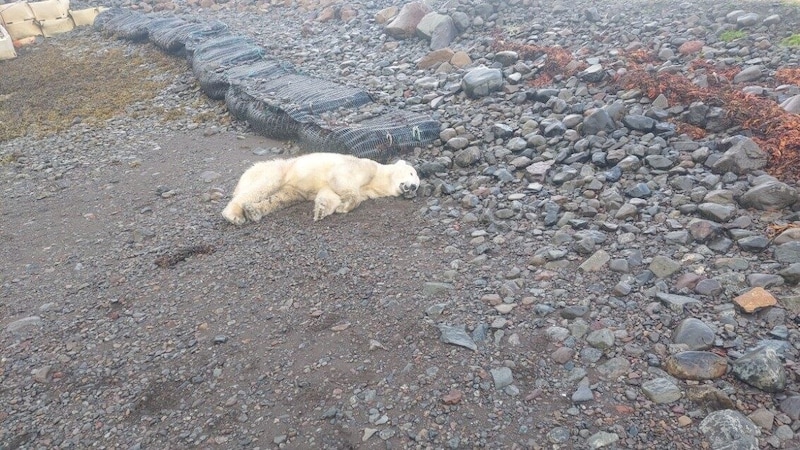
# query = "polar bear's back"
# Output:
<box><xmin>283</xmin><ymin>152</ymin><xmax>377</xmax><ymax>190</ymax></box>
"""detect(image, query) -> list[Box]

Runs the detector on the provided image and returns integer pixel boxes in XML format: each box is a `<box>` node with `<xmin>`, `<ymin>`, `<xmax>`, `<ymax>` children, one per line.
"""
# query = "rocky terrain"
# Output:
<box><xmin>2</xmin><ymin>0</ymin><xmax>800</xmax><ymax>448</ymax></box>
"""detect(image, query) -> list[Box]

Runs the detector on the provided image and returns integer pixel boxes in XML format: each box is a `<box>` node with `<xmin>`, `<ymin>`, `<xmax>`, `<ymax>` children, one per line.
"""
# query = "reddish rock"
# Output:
<box><xmin>417</xmin><ymin>47</ymin><xmax>454</xmax><ymax>69</ymax></box>
<box><xmin>441</xmin><ymin>389</ymin><xmax>463</xmax><ymax>405</ymax></box>
<box><xmin>733</xmin><ymin>287</ymin><xmax>777</xmax><ymax>313</ymax></box>
<box><xmin>385</xmin><ymin>1</ymin><xmax>431</xmax><ymax>39</ymax></box>
<box><xmin>316</xmin><ymin>5</ymin><xmax>335</xmax><ymax>22</ymax></box>
<box><xmin>450</xmin><ymin>50</ymin><xmax>472</xmax><ymax>68</ymax></box>
<box><xmin>665</xmin><ymin>351</ymin><xmax>727</xmax><ymax>380</ymax></box>
<box><xmin>374</xmin><ymin>5</ymin><xmax>398</xmax><ymax>24</ymax></box>
<box><xmin>339</xmin><ymin>4</ymin><xmax>357</xmax><ymax>22</ymax></box>
<box><xmin>678</xmin><ymin>40</ymin><xmax>704</xmax><ymax>55</ymax></box>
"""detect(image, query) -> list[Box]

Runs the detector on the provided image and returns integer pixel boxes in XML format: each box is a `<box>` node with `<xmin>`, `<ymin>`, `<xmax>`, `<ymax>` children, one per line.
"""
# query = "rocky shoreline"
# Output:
<box><xmin>2</xmin><ymin>0</ymin><xmax>800</xmax><ymax>448</ymax></box>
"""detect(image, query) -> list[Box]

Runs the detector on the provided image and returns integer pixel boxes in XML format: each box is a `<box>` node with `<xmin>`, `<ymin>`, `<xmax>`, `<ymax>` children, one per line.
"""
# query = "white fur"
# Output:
<box><xmin>222</xmin><ymin>153</ymin><xmax>420</xmax><ymax>224</ymax></box>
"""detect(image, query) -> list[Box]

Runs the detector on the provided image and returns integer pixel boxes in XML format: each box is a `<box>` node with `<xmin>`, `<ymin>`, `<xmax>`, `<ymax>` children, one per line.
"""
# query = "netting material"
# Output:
<box><xmin>92</xmin><ymin>8</ymin><xmax>438</xmax><ymax>161</ymax></box>
<box><xmin>224</xmin><ymin>74</ymin><xmax>373</xmax><ymax>139</ymax></box>
<box><xmin>149</xmin><ymin>19</ymin><xmax>228</xmax><ymax>54</ymax></box>
<box><xmin>299</xmin><ymin>111</ymin><xmax>440</xmax><ymax>162</ymax></box>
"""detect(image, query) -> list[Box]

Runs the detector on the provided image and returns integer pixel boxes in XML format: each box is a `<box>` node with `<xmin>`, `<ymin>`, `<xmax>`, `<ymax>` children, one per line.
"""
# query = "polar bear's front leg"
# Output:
<box><xmin>314</xmin><ymin>189</ymin><xmax>342</xmax><ymax>221</ymax></box>
<box><xmin>222</xmin><ymin>202</ymin><xmax>247</xmax><ymax>225</ymax></box>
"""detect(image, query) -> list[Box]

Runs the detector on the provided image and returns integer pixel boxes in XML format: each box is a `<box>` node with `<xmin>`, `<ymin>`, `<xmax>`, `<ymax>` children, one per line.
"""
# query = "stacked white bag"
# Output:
<box><xmin>0</xmin><ymin>0</ymin><xmax>105</xmax><ymax>60</ymax></box>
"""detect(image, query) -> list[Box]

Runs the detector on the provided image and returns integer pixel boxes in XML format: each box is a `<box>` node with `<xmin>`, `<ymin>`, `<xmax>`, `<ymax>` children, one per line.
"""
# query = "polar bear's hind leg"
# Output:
<box><xmin>245</xmin><ymin>188</ymin><xmax>305</xmax><ymax>222</ymax></box>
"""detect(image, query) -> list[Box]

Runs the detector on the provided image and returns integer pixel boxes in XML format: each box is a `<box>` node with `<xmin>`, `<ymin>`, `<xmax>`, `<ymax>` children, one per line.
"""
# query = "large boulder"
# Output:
<box><xmin>462</xmin><ymin>66</ymin><xmax>502</xmax><ymax>98</ymax></box>
<box><xmin>385</xmin><ymin>2</ymin><xmax>432</xmax><ymax>39</ymax></box>
<box><xmin>711</xmin><ymin>136</ymin><xmax>767</xmax><ymax>175</ymax></box>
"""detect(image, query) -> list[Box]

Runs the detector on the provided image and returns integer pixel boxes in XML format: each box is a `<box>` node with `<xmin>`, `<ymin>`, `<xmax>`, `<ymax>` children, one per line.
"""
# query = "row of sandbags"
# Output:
<box><xmin>0</xmin><ymin>0</ymin><xmax>104</xmax><ymax>60</ymax></box>
<box><xmin>94</xmin><ymin>8</ymin><xmax>438</xmax><ymax>162</ymax></box>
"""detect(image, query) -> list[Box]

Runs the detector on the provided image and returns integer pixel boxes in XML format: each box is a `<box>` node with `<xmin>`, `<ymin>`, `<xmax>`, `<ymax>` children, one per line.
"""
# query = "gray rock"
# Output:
<box><xmin>454</xmin><ymin>146</ymin><xmax>481</xmax><ymax>167</ymax></box>
<box><xmin>579</xmin><ymin>64</ymin><xmax>605</xmax><ymax>82</ymax></box>
<box><xmin>672</xmin><ymin>318</ymin><xmax>715</xmax><ymax>350</ymax></box>
<box><xmin>490</xmin><ymin>367</ymin><xmax>513</xmax><ymax>389</ymax></box>
<box><xmin>5</xmin><ymin>316</ymin><xmax>42</xmax><ymax>333</ymax></box>
<box><xmin>732</xmin><ymin>347</ymin><xmax>787</xmax><ymax>392</ymax></box>
<box><xmin>699</xmin><ymin>410</ymin><xmax>760</xmax><ymax>450</ymax></box>
<box><xmin>780</xmin><ymin>94</ymin><xmax>800</xmax><ymax>114</ymax></box>
<box><xmin>737</xmin><ymin>235</ymin><xmax>769</xmax><ymax>252</ymax></box>
<box><xmin>644</xmin><ymin>155</ymin><xmax>675</xmax><ymax>170</ymax></box>
<box><xmin>548</xmin><ymin>427</ymin><xmax>571</xmax><ymax>443</ymax></box>
<box><xmin>595</xmin><ymin>357</ymin><xmax>630</xmax><ymax>379</ymax></box>
<box><xmin>779</xmin><ymin>395</ymin><xmax>800</xmax><ymax>421</ymax></box>
<box><xmin>736</xmin><ymin>13</ymin><xmax>760</xmax><ymax>28</ymax></box>
<box><xmin>587</xmin><ymin>431</ymin><xmax>619</xmax><ymax>449</ymax></box>
<box><xmin>656</xmin><ymin>292</ymin><xmax>702</xmax><ymax>311</ymax></box>
<box><xmin>774</xmin><ymin>241</ymin><xmax>800</xmax><ymax>264</ymax></box>
<box><xmin>493</xmin><ymin>50</ymin><xmax>518</xmax><ymax>67</ymax></box>
<box><xmin>649</xmin><ymin>256</ymin><xmax>681</xmax><ymax>278</ymax></box>
<box><xmin>697</xmin><ymin>203</ymin><xmax>736</xmax><ymax>222</ymax></box>
<box><xmin>438</xmin><ymin>324</ymin><xmax>477</xmax><ymax>351</ymax></box>
<box><xmin>623</xmin><ymin>114</ymin><xmax>656</xmax><ymax>132</ymax></box>
<box><xmin>586</xmin><ymin>328</ymin><xmax>615</xmax><ymax>349</ymax></box>
<box><xmin>429</xmin><ymin>18</ymin><xmax>458</xmax><ymax>50</ymax></box>
<box><xmin>423</xmin><ymin>282</ymin><xmax>454</xmax><ymax>296</ymax></box>
<box><xmin>687</xmin><ymin>218</ymin><xmax>723</xmax><ymax>242</ymax></box>
<box><xmin>738</xmin><ymin>180</ymin><xmax>799</xmax><ymax>210</ymax></box>
<box><xmin>462</xmin><ymin>66</ymin><xmax>503</xmax><ymax>98</ymax></box>
<box><xmin>733</xmin><ymin>65</ymin><xmax>763</xmax><ymax>83</ymax></box>
<box><xmin>711</xmin><ymin>137</ymin><xmax>767</xmax><ymax>175</ymax></box>
<box><xmin>572</xmin><ymin>384</ymin><xmax>594</xmax><ymax>403</ymax></box>
<box><xmin>778</xmin><ymin>263</ymin><xmax>800</xmax><ymax>284</ymax></box>
<box><xmin>725</xmin><ymin>10</ymin><xmax>747</xmax><ymax>23</ymax></box>
<box><xmin>641</xmin><ymin>377</ymin><xmax>682</xmax><ymax>403</ymax></box>
<box><xmin>416</xmin><ymin>12</ymin><xmax>450</xmax><ymax>39</ymax></box>
<box><xmin>582</xmin><ymin>109</ymin><xmax>616</xmax><ymax>135</ymax></box>
<box><xmin>762</xmin><ymin>14</ymin><xmax>781</xmax><ymax>26</ymax></box>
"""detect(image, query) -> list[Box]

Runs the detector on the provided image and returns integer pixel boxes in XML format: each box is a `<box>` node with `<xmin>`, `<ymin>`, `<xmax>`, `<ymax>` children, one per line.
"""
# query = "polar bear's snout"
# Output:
<box><xmin>400</xmin><ymin>181</ymin><xmax>418</xmax><ymax>194</ymax></box>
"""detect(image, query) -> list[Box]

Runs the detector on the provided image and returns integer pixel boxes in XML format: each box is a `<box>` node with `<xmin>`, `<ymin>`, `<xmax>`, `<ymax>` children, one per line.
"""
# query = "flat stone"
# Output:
<box><xmin>5</xmin><ymin>316</ymin><xmax>42</xmax><ymax>333</ymax></box>
<box><xmin>641</xmin><ymin>377</ymin><xmax>682</xmax><ymax>403</ymax></box>
<box><xmin>733</xmin><ymin>287</ymin><xmax>777</xmax><ymax>313</ymax></box>
<box><xmin>578</xmin><ymin>249</ymin><xmax>610</xmax><ymax>272</ymax></box>
<box><xmin>664</xmin><ymin>351</ymin><xmax>728</xmax><ymax>380</ymax></box>
<box><xmin>656</xmin><ymin>292</ymin><xmax>702</xmax><ymax>312</ymax></box>
<box><xmin>596</xmin><ymin>356</ymin><xmax>631</xmax><ymax>380</ymax></box>
<box><xmin>437</xmin><ymin>324</ymin><xmax>477</xmax><ymax>351</ymax></box>
<box><xmin>423</xmin><ymin>282</ymin><xmax>455</xmax><ymax>297</ymax></box>
<box><xmin>649</xmin><ymin>255</ymin><xmax>681</xmax><ymax>278</ymax></box>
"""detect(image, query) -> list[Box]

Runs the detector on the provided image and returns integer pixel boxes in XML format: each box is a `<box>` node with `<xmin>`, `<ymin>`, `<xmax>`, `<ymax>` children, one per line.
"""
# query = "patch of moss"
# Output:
<box><xmin>0</xmin><ymin>35</ymin><xmax>185</xmax><ymax>141</ymax></box>
<box><xmin>719</xmin><ymin>30</ymin><xmax>747</xmax><ymax>42</ymax></box>
<box><xmin>781</xmin><ymin>34</ymin><xmax>800</xmax><ymax>47</ymax></box>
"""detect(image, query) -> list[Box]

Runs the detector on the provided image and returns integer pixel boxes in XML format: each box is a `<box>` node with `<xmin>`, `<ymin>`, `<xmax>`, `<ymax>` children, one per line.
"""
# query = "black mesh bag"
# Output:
<box><xmin>150</xmin><ymin>20</ymin><xmax>229</xmax><ymax>54</ymax></box>
<box><xmin>298</xmin><ymin>111</ymin><xmax>439</xmax><ymax>162</ymax></box>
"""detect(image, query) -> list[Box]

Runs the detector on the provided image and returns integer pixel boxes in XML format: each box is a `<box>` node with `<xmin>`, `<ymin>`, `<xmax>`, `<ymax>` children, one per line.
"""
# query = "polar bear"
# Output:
<box><xmin>221</xmin><ymin>152</ymin><xmax>420</xmax><ymax>224</ymax></box>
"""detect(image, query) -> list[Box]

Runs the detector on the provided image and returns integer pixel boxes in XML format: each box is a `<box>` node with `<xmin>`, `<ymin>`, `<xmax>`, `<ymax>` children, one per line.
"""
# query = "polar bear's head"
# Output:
<box><xmin>389</xmin><ymin>160</ymin><xmax>420</xmax><ymax>197</ymax></box>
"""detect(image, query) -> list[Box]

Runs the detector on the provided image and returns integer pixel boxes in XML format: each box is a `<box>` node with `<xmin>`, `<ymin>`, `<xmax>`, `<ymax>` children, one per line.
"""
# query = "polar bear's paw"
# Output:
<box><xmin>243</xmin><ymin>204</ymin><xmax>263</xmax><ymax>223</ymax></box>
<box><xmin>313</xmin><ymin>192</ymin><xmax>341</xmax><ymax>221</ymax></box>
<box><xmin>222</xmin><ymin>203</ymin><xmax>247</xmax><ymax>225</ymax></box>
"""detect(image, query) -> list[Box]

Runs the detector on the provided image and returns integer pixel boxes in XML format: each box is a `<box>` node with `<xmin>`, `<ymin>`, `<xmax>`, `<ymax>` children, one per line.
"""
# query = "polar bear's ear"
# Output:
<box><xmin>395</xmin><ymin>159</ymin><xmax>409</xmax><ymax>166</ymax></box>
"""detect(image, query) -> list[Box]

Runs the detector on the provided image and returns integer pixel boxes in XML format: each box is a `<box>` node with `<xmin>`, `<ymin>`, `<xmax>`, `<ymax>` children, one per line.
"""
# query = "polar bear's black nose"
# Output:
<box><xmin>401</xmin><ymin>182</ymin><xmax>418</xmax><ymax>193</ymax></box>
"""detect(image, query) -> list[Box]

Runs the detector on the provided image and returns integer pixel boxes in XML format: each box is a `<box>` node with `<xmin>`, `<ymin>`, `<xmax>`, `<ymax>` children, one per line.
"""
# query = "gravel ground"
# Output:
<box><xmin>2</xmin><ymin>0</ymin><xmax>800</xmax><ymax>449</ymax></box>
